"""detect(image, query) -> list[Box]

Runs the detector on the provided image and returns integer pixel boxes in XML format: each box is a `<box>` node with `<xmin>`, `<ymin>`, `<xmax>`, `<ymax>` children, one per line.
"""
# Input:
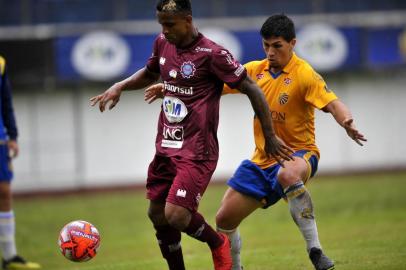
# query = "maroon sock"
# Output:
<box><xmin>183</xmin><ymin>212</ymin><xmax>223</xmax><ymax>249</ymax></box>
<box><xmin>154</xmin><ymin>224</ymin><xmax>185</xmax><ymax>270</ymax></box>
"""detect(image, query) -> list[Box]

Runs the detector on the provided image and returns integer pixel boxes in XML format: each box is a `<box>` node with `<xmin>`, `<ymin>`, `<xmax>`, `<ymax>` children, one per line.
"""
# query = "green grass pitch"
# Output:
<box><xmin>12</xmin><ymin>172</ymin><xmax>406</xmax><ymax>270</ymax></box>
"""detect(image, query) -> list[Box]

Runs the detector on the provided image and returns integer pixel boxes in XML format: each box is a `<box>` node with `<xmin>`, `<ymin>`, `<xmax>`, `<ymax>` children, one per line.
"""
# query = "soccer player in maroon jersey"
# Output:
<box><xmin>146</xmin><ymin>14</ymin><xmax>366</xmax><ymax>270</ymax></box>
<box><xmin>90</xmin><ymin>1</ymin><xmax>292</xmax><ymax>269</ymax></box>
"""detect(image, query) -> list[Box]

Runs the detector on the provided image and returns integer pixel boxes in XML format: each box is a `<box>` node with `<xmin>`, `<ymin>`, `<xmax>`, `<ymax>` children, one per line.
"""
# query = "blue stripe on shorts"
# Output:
<box><xmin>0</xmin><ymin>144</ymin><xmax>13</xmax><ymax>182</ymax></box>
<box><xmin>227</xmin><ymin>150</ymin><xmax>318</xmax><ymax>208</ymax></box>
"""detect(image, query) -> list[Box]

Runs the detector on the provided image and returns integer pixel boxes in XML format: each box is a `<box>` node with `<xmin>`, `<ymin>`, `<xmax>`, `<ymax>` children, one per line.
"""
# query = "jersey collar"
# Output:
<box><xmin>176</xmin><ymin>32</ymin><xmax>203</xmax><ymax>53</ymax></box>
<box><xmin>281</xmin><ymin>52</ymin><xmax>298</xmax><ymax>74</ymax></box>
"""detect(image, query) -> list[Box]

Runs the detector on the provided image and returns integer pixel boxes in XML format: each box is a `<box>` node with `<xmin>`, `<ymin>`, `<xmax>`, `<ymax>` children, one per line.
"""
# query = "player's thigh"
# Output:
<box><xmin>167</xmin><ymin>158</ymin><xmax>217</xmax><ymax>213</ymax></box>
<box><xmin>216</xmin><ymin>187</ymin><xmax>262</xmax><ymax>230</ymax></box>
<box><xmin>146</xmin><ymin>155</ymin><xmax>176</xmax><ymax>202</ymax></box>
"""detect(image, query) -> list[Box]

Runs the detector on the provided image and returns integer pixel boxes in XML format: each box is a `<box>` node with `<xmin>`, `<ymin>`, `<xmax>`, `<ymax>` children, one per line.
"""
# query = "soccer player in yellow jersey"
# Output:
<box><xmin>214</xmin><ymin>15</ymin><xmax>366</xmax><ymax>270</ymax></box>
<box><xmin>145</xmin><ymin>14</ymin><xmax>366</xmax><ymax>270</ymax></box>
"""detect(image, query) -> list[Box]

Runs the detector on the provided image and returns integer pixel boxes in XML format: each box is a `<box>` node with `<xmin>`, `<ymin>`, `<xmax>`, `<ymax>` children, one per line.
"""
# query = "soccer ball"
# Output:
<box><xmin>58</xmin><ymin>220</ymin><xmax>101</xmax><ymax>262</ymax></box>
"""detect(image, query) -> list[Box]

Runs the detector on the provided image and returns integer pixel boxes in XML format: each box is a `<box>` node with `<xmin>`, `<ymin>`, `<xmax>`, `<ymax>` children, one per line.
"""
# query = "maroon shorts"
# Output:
<box><xmin>146</xmin><ymin>155</ymin><xmax>218</xmax><ymax>212</ymax></box>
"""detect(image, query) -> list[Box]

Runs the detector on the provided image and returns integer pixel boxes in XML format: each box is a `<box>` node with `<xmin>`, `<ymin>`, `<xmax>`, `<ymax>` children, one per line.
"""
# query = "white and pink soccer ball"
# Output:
<box><xmin>58</xmin><ymin>220</ymin><xmax>101</xmax><ymax>262</ymax></box>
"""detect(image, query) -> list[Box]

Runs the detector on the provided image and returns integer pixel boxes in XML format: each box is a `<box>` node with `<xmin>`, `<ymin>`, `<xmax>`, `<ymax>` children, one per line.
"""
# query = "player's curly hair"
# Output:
<box><xmin>156</xmin><ymin>0</ymin><xmax>192</xmax><ymax>15</ymax></box>
<box><xmin>260</xmin><ymin>14</ymin><xmax>295</xmax><ymax>42</ymax></box>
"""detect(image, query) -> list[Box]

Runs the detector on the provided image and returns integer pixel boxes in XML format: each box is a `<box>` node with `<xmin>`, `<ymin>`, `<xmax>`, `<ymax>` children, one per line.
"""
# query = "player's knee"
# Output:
<box><xmin>0</xmin><ymin>184</ymin><xmax>11</xmax><ymax>209</ymax></box>
<box><xmin>147</xmin><ymin>206</ymin><xmax>166</xmax><ymax>225</ymax></box>
<box><xmin>165</xmin><ymin>207</ymin><xmax>190</xmax><ymax>230</ymax></box>
<box><xmin>278</xmin><ymin>169</ymin><xmax>301</xmax><ymax>188</ymax></box>
<box><xmin>215</xmin><ymin>209</ymin><xmax>236</xmax><ymax>230</ymax></box>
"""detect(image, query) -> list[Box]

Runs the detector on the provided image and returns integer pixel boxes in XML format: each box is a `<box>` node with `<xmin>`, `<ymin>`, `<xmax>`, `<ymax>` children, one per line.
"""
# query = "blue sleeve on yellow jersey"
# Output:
<box><xmin>1</xmin><ymin>63</ymin><xmax>18</xmax><ymax>140</ymax></box>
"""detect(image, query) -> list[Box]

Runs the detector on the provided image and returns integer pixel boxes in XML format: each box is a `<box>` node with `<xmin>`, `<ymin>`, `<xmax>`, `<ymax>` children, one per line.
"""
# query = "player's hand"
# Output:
<box><xmin>90</xmin><ymin>84</ymin><xmax>122</xmax><ymax>112</ymax></box>
<box><xmin>7</xmin><ymin>140</ymin><xmax>19</xmax><ymax>159</ymax></box>
<box><xmin>265</xmin><ymin>135</ymin><xmax>294</xmax><ymax>167</ymax></box>
<box><xmin>144</xmin><ymin>83</ymin><xmax>164</xmax><ymax>104</ymax></box>
<box><xmin>343</xmin><ymin>118</ymin><xmax>367</xmax><ymax>146</ymax></box>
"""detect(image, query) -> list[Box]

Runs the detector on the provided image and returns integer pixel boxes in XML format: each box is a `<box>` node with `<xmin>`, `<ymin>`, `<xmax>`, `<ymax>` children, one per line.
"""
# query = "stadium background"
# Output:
<box><xmin>0</xmin><ymin>0</ymin><xmax>405</xmax><ymax>193</ymax></box>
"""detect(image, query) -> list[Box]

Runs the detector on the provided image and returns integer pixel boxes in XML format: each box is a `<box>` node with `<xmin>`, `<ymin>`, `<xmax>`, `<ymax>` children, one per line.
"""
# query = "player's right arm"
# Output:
<box><xmin>90</xmin><ymin>67</ymin><xmax>160</xmax><ymax>112</ymax></box>
<box><xmin>91</xmin><ymin>34</ymin><xmax>163</xmax><ymax>112</ymax></box>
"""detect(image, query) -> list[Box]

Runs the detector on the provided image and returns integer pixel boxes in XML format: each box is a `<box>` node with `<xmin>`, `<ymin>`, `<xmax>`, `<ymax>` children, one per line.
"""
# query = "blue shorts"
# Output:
<box><xmin>227</xmin><ymin>150</ymin><xmax>318</xmax><ymax>208</ymax></box>
<box><xmin>0</xmin><ymin>144</ymin><xmax>13</xmax><ymax>182</ymax></box>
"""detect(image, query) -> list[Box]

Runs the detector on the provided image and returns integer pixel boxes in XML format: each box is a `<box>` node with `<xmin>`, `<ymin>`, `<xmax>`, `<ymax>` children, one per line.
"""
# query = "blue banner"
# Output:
<box><xmin>54</xmin><ymin>26</ymin><xmax>406</xmax><ymax>81</ymax></box>
<box><xmin>367</xmin><ymin>27</ymin><xmax>406</xmax><ymax>66</ymax></box>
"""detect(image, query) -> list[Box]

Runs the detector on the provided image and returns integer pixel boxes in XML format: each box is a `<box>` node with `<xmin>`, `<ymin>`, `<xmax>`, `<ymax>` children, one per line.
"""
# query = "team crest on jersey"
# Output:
<box><xmin>160</xmin><ymin>57</ymin><xmax>166</xmax><ymax>65</ymax></box>
<box><xmin>180</xmin><ymin>61</ymin><xmax>196</xmax><ymax>79</ymax></box>
<box><xmin>256</xmin><ymin>73</ymin><xmax>264</xmax><ymax>80</ymax></box>
<box><xmin>284</xmin><ymin>77</ymin><xmax>292</xmax><ymax>85</ymax></box>
<box><xmin>279</xmin><ymin>92</ymin><xmax>289</xmax><ymax>105</ymax></box>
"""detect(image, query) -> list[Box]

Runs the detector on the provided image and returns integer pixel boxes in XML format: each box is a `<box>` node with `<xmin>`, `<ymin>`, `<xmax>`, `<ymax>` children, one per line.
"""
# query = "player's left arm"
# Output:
<box><xmin>323</xmin><ymin>100</ymin><xmax>367</xmax><ymax>146</ymax></box>
<box><xmin>1</xmin><ymin>62</ymin><xmax>19</xmax><ymax>158</ymax></box>
<box><xmin>144</xmin><ymin>82</ymin><xmax>164</xmax><ymax>104</ymax></box>
<box><xmin>236</xmin><ymin>76</ymin><xmax>293</xmax><ymax>164</ymax></box>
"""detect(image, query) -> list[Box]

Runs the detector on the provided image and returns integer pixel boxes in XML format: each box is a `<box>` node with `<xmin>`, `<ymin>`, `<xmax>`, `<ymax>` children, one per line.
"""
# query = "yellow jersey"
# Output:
<box><xmin>0</xmin><ymin>56</ymin><xmax>5</xmax><ymax>75</ymax></box>
<box><xmin>224</xmin><ymin>53</ymin><xmax>338</xmax><ymax>169</ymax></box>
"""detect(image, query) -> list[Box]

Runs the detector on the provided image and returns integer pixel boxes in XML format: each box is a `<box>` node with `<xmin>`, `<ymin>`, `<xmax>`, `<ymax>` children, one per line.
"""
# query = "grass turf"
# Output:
<box><xmin>12</xmin><ymin>172</ymin><xmax>406</xmax><ymax>270</ymax></box>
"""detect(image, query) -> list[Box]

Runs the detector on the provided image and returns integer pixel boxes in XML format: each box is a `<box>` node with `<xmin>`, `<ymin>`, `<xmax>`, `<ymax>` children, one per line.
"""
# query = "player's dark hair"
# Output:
<box><xmin>156</xmin><ymin>0</ymin><xmax>192</xmax><ymax>15</ymax></box>
<box><xmin>260</xmin><ymin>14</ymin><xmax>295</xmax><ymax>41</ymax></box>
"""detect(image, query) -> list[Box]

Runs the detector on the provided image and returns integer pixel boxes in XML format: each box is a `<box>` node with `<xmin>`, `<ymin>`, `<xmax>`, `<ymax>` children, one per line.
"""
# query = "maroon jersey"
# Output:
<box><xmin>146</xmin><ymin>33</ymin><xmax>247</xmax><ymax>160</ymax></box>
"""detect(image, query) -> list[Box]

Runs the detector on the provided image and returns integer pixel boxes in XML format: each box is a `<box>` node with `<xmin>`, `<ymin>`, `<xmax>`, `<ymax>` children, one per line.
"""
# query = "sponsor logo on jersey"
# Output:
<box><xmin>279</xmin><ymin>92</ymin><xmax>289</xmax><ymax>105</ymax></box>
<box><xmin>221</xmin><ymin>50</ymin><xmax>238</xmax><ymax>67</ymax></box>
<box><xmin>160</xmin><ymin>57</ymin><xmax>166</xmax><ymax>65</ymax></box>
<box><xmin>256</xmin><ymin>73</ymin><xmax>264</xmax><ymax>80</ymax></box>
<box><xmin>234</xmin><ymin>64</ymin><xmax>245</xmax><ymax>77</ymax></box>
<box><xmin>162</xmin><ymin>124</ymin><xmax>184</xmax><ymax>149</ymax></box>
<box><xmin>180</xmin><ymin>61</ymin><xmax>196</xmax><ymax>79</ymax></box>
<box><xmin>169</xmin><ymin>69</ymin><xmax>177</xmax><ymax>78</ymax></box>
<box><xmin>284</xmin><ymin>77</ymin><xmax>292</xmax><ymax>85</ymax></box>
<box><xmin>163</xmin><ymin>96</ymin><xmax>188</xmax><ymax>123</ymax></box>
<box><xmin>270</xmin><ymin>110</ymin><xmax>286</xmax><ymax>122</ymax></box>
<box><xmin>176</xmin><ymin>189</ymin><xmax>187</xmax><ymax>197</ymax></box>
<box><xmin>256</xmin><ymin>111</ymin><xmax>286</xmax><ymax>122</ymax></box>
<box><xmin>164</xmin><ymin>81</ymin><xmax>193</xmax><ymax>95</ymax></box>
<box><xmin>195</xmin><ymin>46</ymin><xmax>212</xmax><ymax>53</ymax></box>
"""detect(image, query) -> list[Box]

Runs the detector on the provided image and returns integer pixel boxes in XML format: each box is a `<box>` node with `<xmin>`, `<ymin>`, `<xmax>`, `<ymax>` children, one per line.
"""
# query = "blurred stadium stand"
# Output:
<box><xmin>1</xmin><ymin>0</ymin><xmax>406</xmax><ymax>25</ymax></box>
